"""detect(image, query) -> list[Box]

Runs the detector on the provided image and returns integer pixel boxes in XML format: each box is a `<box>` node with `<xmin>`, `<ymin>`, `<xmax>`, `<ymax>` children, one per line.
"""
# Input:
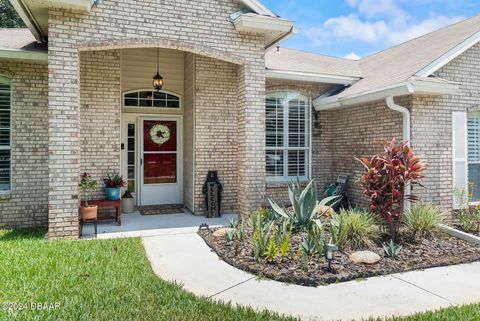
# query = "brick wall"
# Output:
<box><xmin>322</xmin><ymin>99</ymin><xmax>405</xmax><ymax>207</ymax></box>
<box><xmin>193</xmin><ymin>55</ymin><xmax>239</xmax><ymax>214</ymax></box>
<box><xmin>410</xmin><ymin>43</ymin><xmax>480</xmax><ymax>212</ymax></box>
<box><xmin>80</xmin><ymin>50</ymin><xmax>121</xmax><ymax>199</ymax></box>
<box><xmin>0</xmin><ymin>61</ymin><xmax>48</xmax><ymax>228</ymax></box>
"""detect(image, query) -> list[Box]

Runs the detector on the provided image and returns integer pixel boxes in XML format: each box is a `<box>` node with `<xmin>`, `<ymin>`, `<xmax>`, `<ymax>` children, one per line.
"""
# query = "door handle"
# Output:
<box><xmin>140</xmin><ymin>158</ymin><xmax>143</xmax><ymax>166</ymax></box>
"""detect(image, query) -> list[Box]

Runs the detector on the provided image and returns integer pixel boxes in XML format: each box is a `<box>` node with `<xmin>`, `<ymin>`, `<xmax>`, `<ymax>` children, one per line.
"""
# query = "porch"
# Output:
<box><xmin>46</xmin><ymin>42</ymin><xmax>266</xmax><ymax>239</ymax></box>
<box><xmin>80</xmin><ymin>210</ymin><xmax>237</xmax><ymax>239</ymax></box>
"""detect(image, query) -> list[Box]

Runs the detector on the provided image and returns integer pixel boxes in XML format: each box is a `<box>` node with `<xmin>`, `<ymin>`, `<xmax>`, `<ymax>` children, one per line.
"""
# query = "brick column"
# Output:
<box><xmin>47</xmin><ymin>19</ymin><xmax>81</xmax><ymax>239</ymax></box>
<box><xmin>237</xmin><ymin>60</ymin><xmax>266</xmax><ymax>216</ymax></box>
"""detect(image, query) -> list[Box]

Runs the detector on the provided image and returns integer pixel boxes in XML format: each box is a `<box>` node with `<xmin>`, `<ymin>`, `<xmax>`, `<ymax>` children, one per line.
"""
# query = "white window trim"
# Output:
<box><xmin>0</xmin><ymin>75</ymin><xmax>12</xmax><ymax>192</ymax></box>
<box><xmin>122</xmin><ymin>89</ymin><xmax>182</xmax><ymax>110</ymax></box>
<box><xmin>266</xmin><ymin>91</ymin><xmax>311</xmax><ymax>183</ymax></box>
<box><xmin>466</xmin><ymin>111</ymin><xmax>480</xmax><ymax>204</ymax></box>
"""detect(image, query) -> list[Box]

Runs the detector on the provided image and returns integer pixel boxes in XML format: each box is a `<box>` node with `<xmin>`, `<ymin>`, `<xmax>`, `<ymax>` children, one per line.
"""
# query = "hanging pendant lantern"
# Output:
<box><xmin>153</xmin><ymin>48</ymin><xmax>164</xmax><ymax>91</ymax></box>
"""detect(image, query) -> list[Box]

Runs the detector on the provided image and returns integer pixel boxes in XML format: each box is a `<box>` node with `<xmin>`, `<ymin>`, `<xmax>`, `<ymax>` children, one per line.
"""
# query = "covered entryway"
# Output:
<box><xmin>47</xmin><ymin>38</ymin><xmax>267</xmax><ymax>239</ymax></box>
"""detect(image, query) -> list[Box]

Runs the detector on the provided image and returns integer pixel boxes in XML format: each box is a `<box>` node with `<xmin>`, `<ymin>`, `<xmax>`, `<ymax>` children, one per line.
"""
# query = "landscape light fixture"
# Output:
<box><xmin>324</xmin><ymin>243</ymin><xmax>338</xmax><ymax>272</ymax></box>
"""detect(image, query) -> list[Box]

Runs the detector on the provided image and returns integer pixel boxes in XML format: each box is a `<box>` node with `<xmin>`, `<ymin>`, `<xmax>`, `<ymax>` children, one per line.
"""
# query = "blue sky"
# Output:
<box><xmin>262</xmin><ymin>0</ymin><xmax>480</xmax><ymax>59</ymax></box>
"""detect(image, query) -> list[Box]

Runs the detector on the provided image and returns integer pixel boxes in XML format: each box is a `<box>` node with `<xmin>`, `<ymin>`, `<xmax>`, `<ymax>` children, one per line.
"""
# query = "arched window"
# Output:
<box><xmin>123</xmin><ymin>90</ymin><xmax>181</xmax><ymax>109</ymax></box>
<box><xmin>266</xmin><ymin>91</ymin><xmax>311</xmax><ymax>181</ymax></box>
<box><xmin>0</xmin><ymin>75</ymin><xmax>11</xmax><ymax>191</ymax></box>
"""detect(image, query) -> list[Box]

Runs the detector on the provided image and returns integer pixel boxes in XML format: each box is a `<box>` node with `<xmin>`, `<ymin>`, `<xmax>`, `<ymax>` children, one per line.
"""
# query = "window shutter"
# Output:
<box><xmin>452</xmin><ymin>112</ymin><xmax>468</xmax><ymax>208</ymax></box>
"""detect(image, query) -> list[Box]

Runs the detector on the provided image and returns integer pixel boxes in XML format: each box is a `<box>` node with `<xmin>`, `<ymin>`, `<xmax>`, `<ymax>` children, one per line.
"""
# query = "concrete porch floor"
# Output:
<box><xmin>81</xmin><ymin>210</ymin><xmax>237</xmax><ymax>239</ymax></box>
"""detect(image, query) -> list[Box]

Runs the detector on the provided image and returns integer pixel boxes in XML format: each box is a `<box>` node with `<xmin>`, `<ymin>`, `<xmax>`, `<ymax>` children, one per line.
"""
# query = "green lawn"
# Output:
<box><xmin>0</xmin><ymin>228</ymin><xmax>479</xmax><ymax>321</ymax></box>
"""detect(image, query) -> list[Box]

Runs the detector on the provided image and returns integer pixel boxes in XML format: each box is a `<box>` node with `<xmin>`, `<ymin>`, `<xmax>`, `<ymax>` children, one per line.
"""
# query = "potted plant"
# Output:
<box><xmin>103</xmin><ymin>173</ymin><xmax>126</xmax><ymax>201</ymax></box>
<box><xmin>79</xmin><ymin>172</ymin><xmax>98</xmax><ymax>220</ymax></box>
<box><xmin>122</xmin><ymin>189</ymin><xmax>135</xmax><ymax>213</ymax></box>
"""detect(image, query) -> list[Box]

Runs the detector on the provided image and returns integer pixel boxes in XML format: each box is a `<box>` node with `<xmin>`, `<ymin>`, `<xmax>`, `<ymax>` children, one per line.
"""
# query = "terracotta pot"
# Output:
<box><xmin>80</xmin><ymin>205</ymin><xmax>98</xmax><ymax>221</ymax></box>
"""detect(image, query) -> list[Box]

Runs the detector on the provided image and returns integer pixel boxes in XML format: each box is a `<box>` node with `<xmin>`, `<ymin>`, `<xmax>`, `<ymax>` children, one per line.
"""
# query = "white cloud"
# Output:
<box><xmin>322</xmin><ymin>14</ymin><xmax>389</xmax><ymax>43</ymax></box>
<box><xmin>344</xmin><ymin>52</ymin><xmax>361</xmax><ymax>60</ymax></box>
<box><xmin>305</xmin><ymin>12</ymin><xmax>464</xmax><ymax>47</ymax></box>
<box><xmin>386</xmin><ymin>16</ymin><xmax>464</xmax><ymax>45</ymax></box>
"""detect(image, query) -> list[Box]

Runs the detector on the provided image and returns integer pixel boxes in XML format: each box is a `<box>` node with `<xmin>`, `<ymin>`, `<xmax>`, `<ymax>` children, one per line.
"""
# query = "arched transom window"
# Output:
<box><xmin>123</xmin><ymin>90</ymin><xmax>181</xmax><ymax>109</ymax></box>
<box><xmin>266</xmin><ymin>91</ymin><xmax>311</xmax><ymax>181</ymax></box>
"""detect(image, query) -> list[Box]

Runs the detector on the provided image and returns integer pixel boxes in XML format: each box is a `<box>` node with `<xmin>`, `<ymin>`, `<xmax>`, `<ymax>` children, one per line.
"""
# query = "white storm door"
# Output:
<box><xmin>140</xmin><ymin>117</ymin><xmax>182</xmax><ymax>205</ymax></box>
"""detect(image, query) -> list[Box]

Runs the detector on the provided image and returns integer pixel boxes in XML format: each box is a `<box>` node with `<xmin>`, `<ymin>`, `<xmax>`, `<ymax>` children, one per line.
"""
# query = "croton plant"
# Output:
<box><xmin>355</xmin><ymin>138</ymin><xmax>427</xmax><ymax>241</ymax></box>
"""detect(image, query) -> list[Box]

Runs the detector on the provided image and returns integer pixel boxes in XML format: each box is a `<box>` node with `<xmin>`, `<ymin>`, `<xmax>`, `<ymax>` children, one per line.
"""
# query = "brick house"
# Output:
<box><xmin>0</xmin><ymin>0</ymin><xmax>478</xmax><ymax>239</ymax></box>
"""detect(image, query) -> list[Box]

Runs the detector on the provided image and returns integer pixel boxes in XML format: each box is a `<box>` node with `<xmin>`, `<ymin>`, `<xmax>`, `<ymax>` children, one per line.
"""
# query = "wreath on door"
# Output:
<box><xmin>150</xmin><ymin>124</ymin><xmax>170</xmax><ymax>145</ymax></box>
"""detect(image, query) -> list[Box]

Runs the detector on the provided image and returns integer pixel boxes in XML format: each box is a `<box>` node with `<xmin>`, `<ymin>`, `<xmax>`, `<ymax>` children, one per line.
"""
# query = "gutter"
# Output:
<box><xmin>265</xmin><ymin>26</ymin><xmax>296</xmax><ymax>50</ymax></box>
<box><xmin>386</xmin><ymin>96</ymin><xmax>411</xmax><ymax>211</ymax></box>
<box><xmin>0</xmin><ymin>48</ymin><xmax>48</xmax><ymax>61</ymax></box>
<box><xmin>265</xmin><ymin>69</ymin><xmax>359</xmax><ymax>85</ymax></box>
<box><xmin>313</xmin><ymin>78</ymin><xmax>460</xmax><ymax>111</ymax></box>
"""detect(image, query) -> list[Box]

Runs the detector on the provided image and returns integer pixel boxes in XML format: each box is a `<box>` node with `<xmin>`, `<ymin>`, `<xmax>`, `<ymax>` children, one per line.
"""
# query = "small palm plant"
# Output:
<box><xmin>268</xmin><ymin>179</ymin><xmax>337</xmax><ymax>231</ymax></box>
<box><xmin>79</xmin><ymin>172</ymin><xmax>98</xmax><ymax>220</ymax></box>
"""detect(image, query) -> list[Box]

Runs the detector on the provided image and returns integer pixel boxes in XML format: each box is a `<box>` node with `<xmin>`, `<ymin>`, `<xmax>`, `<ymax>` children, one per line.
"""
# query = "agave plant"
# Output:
<box><xmin>268</xmin><ymin>179</ymin><xmax>338</xmax><ymax>231</ymax></box>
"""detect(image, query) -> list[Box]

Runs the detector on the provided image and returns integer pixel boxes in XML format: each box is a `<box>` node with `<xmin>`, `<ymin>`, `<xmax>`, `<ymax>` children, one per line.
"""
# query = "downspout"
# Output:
<box><xmin>386</xmin><ymin>96</ymin><xmax>411</xmax><ymax>211</ymax></box>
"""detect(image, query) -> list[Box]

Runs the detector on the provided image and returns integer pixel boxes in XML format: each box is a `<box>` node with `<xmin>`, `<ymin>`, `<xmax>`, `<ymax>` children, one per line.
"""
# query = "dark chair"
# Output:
<box><xmin>323</xmin><ymin>173</ymin><xmax>351</xmax><ymax>211</ymax></box>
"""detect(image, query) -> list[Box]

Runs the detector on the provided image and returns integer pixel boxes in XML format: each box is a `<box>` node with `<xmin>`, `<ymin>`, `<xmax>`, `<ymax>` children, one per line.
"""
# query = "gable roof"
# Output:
<box><xmin>268</xmin><ymin>14</ymin><xmax>480</xmax><ymax>90</ymax></box>
<box><xmin>0</xmin><ymin>28</ymin><xmax>47</xmax><ymax>61</ymax></box>
<box><xmin>337</xmin><ymin>13</ymin><xmax>480</xmax><ymax>98</ymax></box>
<box><xmin>266</xmin><ymin>48</ymin><xmax>362</xmax><ymax>78</ymax></box>
<box><xmin>238</xmin><ymin>0</ymin><xmax>277</xmax><ymax>17</ymax></box>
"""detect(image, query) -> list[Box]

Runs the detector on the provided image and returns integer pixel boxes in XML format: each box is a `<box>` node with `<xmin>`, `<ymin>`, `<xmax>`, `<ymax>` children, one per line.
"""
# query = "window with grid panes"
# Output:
<box><xmin>266</xmin><ymin>91</ymin><xmax>310</xmax><ymax>182</ymax></box>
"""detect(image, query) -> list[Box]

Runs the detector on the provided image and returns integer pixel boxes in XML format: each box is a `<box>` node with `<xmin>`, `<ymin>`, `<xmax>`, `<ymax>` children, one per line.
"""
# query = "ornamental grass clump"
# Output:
<box><xmin>403</xmin><ymin>202</ymin><xmax>445</xmax><ymax>240</ymax></box>
<box><xmin>355</xmin><ymin>138</ymin><xmax>427</xmax><ymax>241</ymax></box>
<box><xmin>330</xmin><ymin>209</ymin><xmax>380</xmax><ymax>250</ymax></box>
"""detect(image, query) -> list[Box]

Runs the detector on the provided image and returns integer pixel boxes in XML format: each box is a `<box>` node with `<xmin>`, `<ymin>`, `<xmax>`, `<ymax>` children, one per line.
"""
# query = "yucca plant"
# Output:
<box><xmin>300</xmin><ymin>237</ymin><xmax>316</xmax><ymax>257</ymax></box>
<box><xmin>252</xmin><ymin>214</ymin><xmax>274</xmax><ymax>261</ymax></box>
<box><xmin>225</xmin><ymin>229</ymin><xmax>236</xmax><ymax>242</ymax></box>
<box><xmin>403</xmin><ymin>202</ymin><xmax>444</xmax><ymax>240</ymax></box>
<box><xmin>330</xmin><ymin>209</ymin><xmax>380</xmax><ymax>250</ymax></box>
<box><xmin>355</xmin><ymin>138</ymin><xmax>427</xmax><ymax>241</ymax></box>
<box><xmin>268</xmin><ymin>179</ymin><xmax>337</xmax><ymax>231</ymax></box>
<box><xmin>308</xmin><ymin>220</ymin><xmax>326</xmax><ymax>256</ymax></box>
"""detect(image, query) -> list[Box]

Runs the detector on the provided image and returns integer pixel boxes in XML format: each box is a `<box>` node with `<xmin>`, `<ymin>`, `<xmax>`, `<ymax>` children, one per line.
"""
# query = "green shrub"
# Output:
<box><xmin>403</xmin><ymin>202</ymin><xmax>444</xmax><ymax>239</ymax></box>
<box><xmin>330</xmin><ymin>209</ymin><xmax>379</xmax><ymax>250</ymax></box>
<box><xmin>457</xmin><ymin>206</ymin><xmax>480</xmax><ymax>234</ymax></box>
<box><xmin>264</xmin><ymin>238</ymin><xmax>278</xmax><ymax>263</ymax></box>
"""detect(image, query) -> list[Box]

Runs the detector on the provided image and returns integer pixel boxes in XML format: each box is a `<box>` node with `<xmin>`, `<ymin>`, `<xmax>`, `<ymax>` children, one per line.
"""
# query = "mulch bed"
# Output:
<box><xmin>198</xmin><ymin>227</ymin><xmax>480</xmax><ymax>287</ymax></box>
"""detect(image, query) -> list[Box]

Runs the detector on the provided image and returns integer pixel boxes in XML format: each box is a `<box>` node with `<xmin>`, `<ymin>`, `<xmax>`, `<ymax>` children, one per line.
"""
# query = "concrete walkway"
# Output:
<box><xmin>143</xmin><ymin>232</ymin><xmax>480</xmax><ymax>321</ymax></box>
<box><xmin>81</xmin><ymin>211</ymin><xmax>237</xmax><ymax>239</ymax></box>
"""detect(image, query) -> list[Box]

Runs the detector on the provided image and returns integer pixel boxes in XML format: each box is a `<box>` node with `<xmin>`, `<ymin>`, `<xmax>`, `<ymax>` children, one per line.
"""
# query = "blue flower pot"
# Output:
<box><xmin>105</xmin><ymin>187</ymin><xmax>121</xmax><ymax>201</ymax></box>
